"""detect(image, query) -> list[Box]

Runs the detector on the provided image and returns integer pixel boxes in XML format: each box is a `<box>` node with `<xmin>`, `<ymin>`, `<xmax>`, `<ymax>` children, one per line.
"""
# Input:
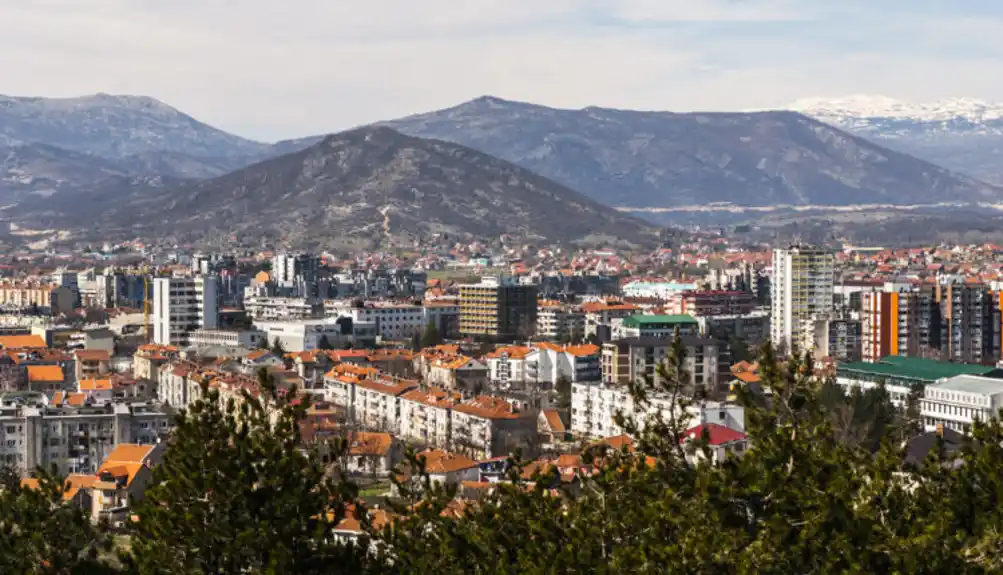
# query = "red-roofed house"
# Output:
<box><xmin>681</xmin><ymin>423</ymin><xmax>749</xmax><ymax>464</ymax></box>
<box><xmin>74</xmin><ymin>349</ymin><xmax>110</xmax><ymax>382</ymax></box>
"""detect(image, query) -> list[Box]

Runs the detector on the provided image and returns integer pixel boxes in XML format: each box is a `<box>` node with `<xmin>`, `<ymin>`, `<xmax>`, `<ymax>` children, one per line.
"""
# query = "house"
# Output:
<box><xmin>26</xmin><ymin>365</ymin><xmax>65</xmax><ymax>393</ymax></box>
<box><xmin>78</xmin><ymin>379</ymin><xmax>114</xmax><ymax>403</ymax></box>
<box><xmin>91</xmin><ymin>443</ymin><xmax>163</xmax><ymax>526</ymax></box>
<box><xmin>426</xmin><ymin>355</ymin><xmax>488</xmax><ymax>393</ymax></box>
<box><xmin>408</xmin><ymin>449</ymin><xmax>480</xmax><ymax>487</ymax></box>
<box><xmin>538</xmin><ymin>408</ymin><xmax>569</xmax><ymax>444</ymax></box>
<box><xmin>451</xmin><ymin>395</ymin><xmax>537</xmax><ymax>459</ymax></box>
<box><xmin>680</xmin><ymin>423</ymin><xmax>749</xmax><ymax>465</ymax></box>
<box><xmin>74</xmin><ymin>349</ymin><xmax>111</xmax><ymax>382</ymax></box>
<box><xmin>242</xmin><ymin>349</ymin><xmax>284</xmax><ymax>372</ymax></box>
<box><xmin>333</xmin><ymin>505</ymin><xmax>393</xmax><ymax>547</ymax></box>
<box><xmin>20</xmin><ymin>474</ymin><xmax>97</xmax><ymax>513</ymax></box>
<box><xmin>133</xmin><ymin>345</ymin><xmax>179</xmax><ymax>382</ymax></box>
<box><xmin>344</xmin><ymin>431</ymin><xmax>398</xmax><ymax>477</ymax></box>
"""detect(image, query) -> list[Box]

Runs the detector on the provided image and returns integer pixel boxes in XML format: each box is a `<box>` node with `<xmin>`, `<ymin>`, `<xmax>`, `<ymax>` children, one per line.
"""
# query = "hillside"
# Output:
<box><xmin>380</xmin><ymin>96</ymin><xmax>1003</xmax><ymax>208</ymax></box>
<box><xmin>11</xmin><ymin>127</ymin><xmax>656</xmax><ymax>247</ymax></box>
<box><xmin>0</xmin><ymin>93</ymin><xmax>268</xmax><ymax>177</ymax></box>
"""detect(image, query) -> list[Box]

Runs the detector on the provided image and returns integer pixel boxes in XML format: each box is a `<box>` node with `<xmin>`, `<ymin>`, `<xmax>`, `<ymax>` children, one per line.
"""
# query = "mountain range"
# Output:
<box><xmin>790</xmin><ymin>95</ymin><xmax>1003</xmax><ymax>185</ymax></box>
<box><xmin>11</xmin><ymin>127</ymin><xmax>655</xmax><ymax>248</ymax></box>
<box><xmin>3</xmin><ymin>92</ymin><xmax>1003</xmax><ymax>246</ymax></box>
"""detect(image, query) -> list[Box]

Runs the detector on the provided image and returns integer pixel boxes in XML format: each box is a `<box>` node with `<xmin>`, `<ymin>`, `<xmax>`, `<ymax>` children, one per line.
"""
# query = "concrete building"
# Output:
<box><xmin>601</xmin><ymin>336</ymin><xmax>727</xmax><ymax>391</ymax></box>
<box><xmin>459</xmin><ymin>276</ymin><xmax>537</xmax><ymax>340</ymax></box>
<box><xmin>536</xmin><ymin>303</ymin><xmax>586</xmax><ymax>341</ymax></box>
<box><xmin>243</xmin><ymin>296</ymin><xmax>323</xmax><ymax>321</ymax></box>
<box><xmin>0</xmin><ymin>282</ymin><xmax>74</xmax><ymax>316</ymax></box>
<box><xmin>272</xmin><ymin>253</ymin><xmax>320</xmax><ymax>292</ymax></box>
<box><xmin>152</xmin><ymin>277</ymin><xmax>219</xmax><ymax>347</ymax></box>
<box><xmin>835</xmin><ymin>356</ymin><xmax>998</xmax><ymax>406</ymax></box>
<box><xmin>920</xmin><ymin>375</ymin><xmax>1003</xmax><ymax>433</ymax></box>
<box><xmin>0</xmin><ymin>399</ymin><xmax>169</xmax><ymax>475</ymax></box>
<box><xmin>612</xmin><ymin>314</ymin><xmax>699</xmax><ymax>340</ymax></box>
<box><xmin>187</xmin><ymin>328</ymin><xmax>265</xmax><ymax>349</ymax></box>
<box><xmin>770</xmin><ymin>245</ymin><xmax>835</xmax><ymax>353</ymax></box>
<box><xmin>812</xmin><ymin>318</ymin><xmax>863</xmax><ymax>363</ymax></box>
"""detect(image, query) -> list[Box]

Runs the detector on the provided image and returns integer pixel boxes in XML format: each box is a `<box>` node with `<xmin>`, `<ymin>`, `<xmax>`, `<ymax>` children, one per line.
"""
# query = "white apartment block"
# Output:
<box><xmin>536</xmin><ymin>306</ymin><xmax>586</xmax><ymax>340</ymax></box>
<box><xmin>486</xmin><ymin>344</ymin><xmax>601</xmax><ymax>387</ymax></box>
<box><xmin>324</xmin><ymin>374</ymin><xmax>419</xmax><ymax>433</ymax></box>
<box><xmin>188</xmin><ymin>328</ymin><xmax>266</xmax><ymax>349</ymax></box>
<box><xmin>152</xmin><ymin>277</ymin><xmax>219</xmax><ymax>347</ymax></box>
<box><xmin>399</xmin><ymin>388</ymin><xmax>458</xmax><ymax>449</ymax></box>
<box><xmin>244</xmin><ymin>296</ymin><xmax>323</xmax><ymax>321</ymax></box>
<box><xmin>272</xmin><ymin>253</ymin><xmax>319</xmax><ymax>287</ymax></box>
<box><xmin>570</xmin><ymin>381</ymin><xmax>744</xmax><ymax>440</ymax></box>
<box><xmin>771</xmin><ymin>245</ymin><xmax>835</xmax><ymax>354</ymax></box>
<box><xmin>328</xmin><ymin>302</ymin><xmax>426</xmax><ymax>341</ymax></box>
<box><xmin>920</xmin><ymin>375</ymin><xmax>1003</xmax><ymax>434</ymax></box>
<box><xmin>0</xmin><ymin>400</ymin><xmax>169</xmax><ymax>475</ymax></box>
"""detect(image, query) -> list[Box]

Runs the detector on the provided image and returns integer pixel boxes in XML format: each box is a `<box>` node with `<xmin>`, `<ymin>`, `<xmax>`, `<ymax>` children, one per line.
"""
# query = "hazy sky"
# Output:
<box><xmin>4</xmin><ymin>0</ymin><xmax>1003</xmax><ymax>141</ymax></box>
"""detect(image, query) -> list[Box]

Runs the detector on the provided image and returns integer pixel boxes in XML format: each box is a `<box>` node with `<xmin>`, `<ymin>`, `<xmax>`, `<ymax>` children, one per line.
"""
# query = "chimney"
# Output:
<box><xmin>935</xmin><ymin>423</ymin><xmax>944</xmax><ymax>437</ymax></box>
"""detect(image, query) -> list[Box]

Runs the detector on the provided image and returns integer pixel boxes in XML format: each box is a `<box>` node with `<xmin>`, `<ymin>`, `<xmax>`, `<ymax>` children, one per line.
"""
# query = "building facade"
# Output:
<box><xmin>770</xmin><ymin>245</ymin><xmax>835</xmax><ymax>353</ymax></box>
<box><xmin>152</xmin><ymin>277</ymin><xmax>219</xmax><ymax>347</ymax></box>
<box><xmin>459</xmin><ymin>277</ymin><xmax>538</xmax><ymax>340</ymax></box>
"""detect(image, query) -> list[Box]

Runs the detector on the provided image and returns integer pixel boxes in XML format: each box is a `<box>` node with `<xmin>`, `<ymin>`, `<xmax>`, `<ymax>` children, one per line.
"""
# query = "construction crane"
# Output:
<box><xmin>142</xmin><ymin>263</ymin><xmax>152</xmax><ymax>344</ymax></box>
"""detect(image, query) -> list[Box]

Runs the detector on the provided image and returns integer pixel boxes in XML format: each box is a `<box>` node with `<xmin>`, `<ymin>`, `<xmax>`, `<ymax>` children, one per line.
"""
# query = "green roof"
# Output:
<box><xmin>838</xmin><ymin>356</ymin><xmax>995</xmax><ymax>382</ymax></box>
<box><xmin>622</xmin><ymin>314</ymin><xmax>698</xmax><ymax>327</ymax></box>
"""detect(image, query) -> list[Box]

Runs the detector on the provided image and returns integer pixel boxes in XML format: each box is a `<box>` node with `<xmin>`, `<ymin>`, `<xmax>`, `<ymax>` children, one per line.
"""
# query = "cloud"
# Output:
<box><xmin>2</xmin><ymin>1</ymin><xmax>1003</xmax><ymax>141</ymax></box>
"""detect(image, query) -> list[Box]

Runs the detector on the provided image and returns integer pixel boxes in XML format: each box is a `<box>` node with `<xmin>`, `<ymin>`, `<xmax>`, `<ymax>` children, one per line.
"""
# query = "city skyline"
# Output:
<box><xmin>4</xmin><ymin>0</ymin><xmax>1003</xmax><ymax>140</ymax></box>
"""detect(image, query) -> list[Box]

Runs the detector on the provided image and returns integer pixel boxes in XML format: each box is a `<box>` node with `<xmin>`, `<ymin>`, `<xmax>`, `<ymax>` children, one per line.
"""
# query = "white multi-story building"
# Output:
<box><xmin>152</xmin><ymin>277</ymin><xmax>219</xmax><ymax>347</ymax></box>
<box><xmin>920</xmin><ymin>375</ymin><xmax>1003</xmax><ymax>434</ymax></box>
<box><xmin>244</xmin><ymin>296</ymin><xmax>323</xmax><ymax>321</ymax></box>
<box><xmin>187</xmin><ymin>328</ymin><xmax>266</xmax><ymax>349</ymax></box>
<box><xmin>536</xmin><ymin>305</ymin><xmax>586</xmax><ymax>341</ymax></box>
<box><xmin>770</xmin><ymin>245</ymin><xmax>835</xmax><ymax>353</ymax></box>
<box><xmin>398</xmin><ymin>388</ymin><xmax>459</xmax><ymax>449</ymax></box>
<box><xmin>570</xmin><ymin>380</ymin><xmax>744</xmax><ymax>440</ymax></box>
<box><xmin>0</xmin><ymin>399</ymin><xmax>169</xmax><ymax>475</ymax></box>
<box><xmin>328</xmin><ymin>302</ymin><xmax>426</xmax><ymax>341</ymax></box>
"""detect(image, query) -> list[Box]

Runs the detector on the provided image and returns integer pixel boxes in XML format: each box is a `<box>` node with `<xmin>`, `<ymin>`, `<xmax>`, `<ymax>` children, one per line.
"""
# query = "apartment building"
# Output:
<box><xmin>671</xmin><ymin>290</ymin><xmax>758</xmax><ymax>317</ymax></box>
<box><xmin>187</xmin><ymin>328</ymin><xmax>265</xmax><ymax>349</ymax></box>
<box><xmin>861</xmin><ymin>290</ymin><xmax>920</xmax><ymax>363</ymax></box>
<box><xmin>324</xmin><ymin>373</ymin><xmax>419</xmax><ymax>433</ymax></box>
<box><xmin>0</xmin><ymin>282</ymin><xmax>74</xmax><ymax>316</ymax></box>
<box><xmin>451</xmin><ymin>396</ymin><xmax>536</xmax><ymax>459</ymax></box>
<box><xmin>132</xmin><ymin>345</ymin><xmax>179</xmax><ymax>381</ymax></box>
<box><xmin>570</xmin><ymin>380</ymin><xmax>744</xmax><ymax>440</ymax></box>
<box><xmin>936</xmin><ymin>282</ymin><xmax>996</xmax><ymax>365</ymax></box>
<box><xmin>601</xmin><ymin>337</ymin><xmax>727</xmax><ymax>391</ymax></box>
<box><xmin>459</xmin><ymin>276</ymin><xmax>538</xmax><ymax>340</ymax></box>
<box><xmin>812</xmin><ymin>318</ymin><xmax>863</xmax><ymax>363</ymax></box>
<box><xmin>244</xmin><ymin>296</ymin><xmax>323</xmax><ymax>321</ymax></box>
<box><xmin>399</xmin><ymin>388</ymin><xmax>460</xmax><ymax>449</ymax></box>
<box><xmin>612</xmin><ymin>314</ymin><xmax>699</xmax><ymax>340</ymax></box>
<box><xmin>536</xmin><ymin>303</ymin><xmax>586</xmax><ymax>341</ymax></box>
<box><xmin>770</xmin><ymin>245</ymin><xmax>835</xmax><ymax>353</ymax></box>
<box><xmin>74</xmin><ymin>349</ymin><xmax>111</xmax><ymax>382</ymax></box>
<box><xmin>0</xmin><ymin>399</ymin><xmax>169</xmax><ymax>475</ymax></box>
<box><xmin>152</xmin><ymin>277</ymin><xmax>219</xmax><ymax>347</ymax></box>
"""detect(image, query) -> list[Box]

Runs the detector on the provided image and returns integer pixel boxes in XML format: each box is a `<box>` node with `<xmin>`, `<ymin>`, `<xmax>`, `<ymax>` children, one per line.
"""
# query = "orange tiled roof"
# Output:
<box><xmin>347</xmin><ymin>432</ymin><xmax>393</xmax><ymax>456</ymax></box>
<box><xmin>74</xmin><ymin>349</ymin><xmax>110</xmax><ymax>362</ymax></box>
<box><xmin>79</xmin><ymin>379</ymin><xmax>113</xmax><ymax>392</ymax></box>
<box><xmin>102</xmin><ymin>444</ymin><xmax>156</xmax><ymax>464</ymax></box>
<box><xmin>484</xmin><ymin>345</ymin><xmax>532</xmax><ymax>360</ymax></box>
<box><xmin>453</xmin><ymin>396</ymin><xmax>520</xmax><ymax>420</ymax></box>
<box><xmin>542</xmin><ymin>409</ymin><xmax>566</xmax><ymax>433</ymax></box>
<box><xmin>417</xmin><ymin>449</ymin><xmax>479</xmax><ymax>474</ymax></box>
<box><xmin>27</xmin><ymin>365</ymin><xmax>64</xmax><ymax>383</ymax></box>
<box><xmin>0</xmin><ymin>335</ymin><xmax>47</xmax><ymax>349</ymax></box>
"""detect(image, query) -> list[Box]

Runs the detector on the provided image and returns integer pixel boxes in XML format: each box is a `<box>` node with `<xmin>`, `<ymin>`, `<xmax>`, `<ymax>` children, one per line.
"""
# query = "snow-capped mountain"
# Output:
<box><xmin>788</xmin><ymin>95</ymin><xmax>1003</xmax><ymax>184</ymax></box>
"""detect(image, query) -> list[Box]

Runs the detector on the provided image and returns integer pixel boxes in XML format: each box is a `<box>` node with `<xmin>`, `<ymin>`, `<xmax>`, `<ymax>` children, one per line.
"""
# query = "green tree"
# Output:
<box><xmin>121</xmin><ymin>371</ymin><xmax>365</xmax><ymax>573</ymax></box>
<box><xmin>270</xmin><ymin>337</ymin><xmax>286</xmax><ymax>357</ymax></box>
<box><xmin>554</xmin><ymin>374</ymin><xmax>572</xmax><ymax>409</ymax></box>
<box><xmin>420</xmin><ymin>320</ymin><xmax>442</xmax><ymax>349</ymax></box>
<box><xmin>0</xmin><ymin>465</ymin><xmax>113</xmax><ymax>573</ymax></box>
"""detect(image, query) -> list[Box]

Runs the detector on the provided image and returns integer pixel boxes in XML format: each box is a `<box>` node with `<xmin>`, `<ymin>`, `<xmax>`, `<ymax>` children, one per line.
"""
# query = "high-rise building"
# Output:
<box><xmin>770</xmin><ymin>245</ymin><xmax>835</xmax><ymax>353</ymax></box>
<box><xmin>861</xmin><ymin>290</ymin><xmax>918</xmax><ymax>363</ymax></box>
<box><xmin>459</xmin><ymin>276</ymin><xmax>537</xmax><ymax>340</ymax></box>
<box><xmin>152</xmin><ymin>277</ymin><xmax>219</xmax><ymax>346</ymax></box>
<box><xmin>936</xmin><ymin>282</ymin><xmax>995</xmax><ymax>364</ymax></box>
<box><xmin>272</xmin><ymin>253</ymin><xmax>320</xmax><ymax>289</ymax></box>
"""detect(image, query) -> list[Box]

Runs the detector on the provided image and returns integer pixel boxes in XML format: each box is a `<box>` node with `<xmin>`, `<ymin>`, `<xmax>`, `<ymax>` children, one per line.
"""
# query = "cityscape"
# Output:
<box><xmin>7</xmin><ymin>0</ymin><xmax>1003</xmax><ymax>571</ymax></box>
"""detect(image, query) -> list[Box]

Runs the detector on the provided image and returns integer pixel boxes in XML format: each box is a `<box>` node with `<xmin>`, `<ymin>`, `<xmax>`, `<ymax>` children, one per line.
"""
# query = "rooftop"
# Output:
<box><xmin>928</xmin><ymin>375</ymin><xmax>1003</xmax><ymax>396</ymax></box>
<box><xmin>839</xmin><ymin>356</ymin><xmax>995</xmax><ymax>382</ymax></box>
<box><xmin>621</xmin><ymin>314</ymin><xmax>698</xmax><ymax>328</ymax></box>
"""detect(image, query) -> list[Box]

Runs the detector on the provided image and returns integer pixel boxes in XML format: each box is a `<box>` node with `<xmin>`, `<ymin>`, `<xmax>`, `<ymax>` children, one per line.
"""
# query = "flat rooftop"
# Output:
<box><xmin>928</xmin><ymin>375</ymin><xmax>1003</xmax><ymax>396</ymax></box>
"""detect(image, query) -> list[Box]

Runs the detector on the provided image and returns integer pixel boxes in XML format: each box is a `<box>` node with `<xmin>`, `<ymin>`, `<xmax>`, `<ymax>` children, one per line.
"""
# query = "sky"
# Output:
<box><xmin>3</xmin><ymin>0</ymin><xmax>1003</xmax><ymax>141</ymax></box>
